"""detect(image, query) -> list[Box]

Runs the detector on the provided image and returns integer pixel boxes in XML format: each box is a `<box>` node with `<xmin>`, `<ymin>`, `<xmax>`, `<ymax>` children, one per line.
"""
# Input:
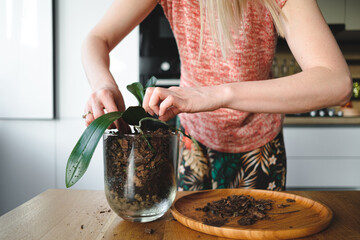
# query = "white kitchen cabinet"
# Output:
<box><xmin>317</xmin><ymin>0</ymin><xmax>346</xmax><ymax>24</ymax></box>
<box><xmin>284</xmin><ymin>127</ymin><xmax>360</xmax><ymax>190</ymax></box>
<box><xmin>345</xmin><ymin>0</ymin><xmax>360</xmax><ymax>30</ymax></box>
<box><xmin>0</xmin><ymin>0</ymin><xmax>54</xmax><ymax>119</ymax></box>
<box><xmin>0</xmin><ymin>120</ymin><xmax>56</xmax><ymax>215</ymax></box>
<box><xmin>287</xmin><ymin>157</ymin><xmax>360</xmax><ymax>189</ymax></box>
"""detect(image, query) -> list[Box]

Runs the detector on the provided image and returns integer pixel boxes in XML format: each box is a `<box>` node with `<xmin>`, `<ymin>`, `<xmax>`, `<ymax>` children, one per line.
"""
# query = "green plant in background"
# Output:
<box><xmin>353</xmin><ymin>82</ymin><xmax>360</xmax><ymax>99</ymax></box>
<box><xmin>65</xmin><ymin>76</ymin><xmax>197</xmax><ymax>188</ymax></box>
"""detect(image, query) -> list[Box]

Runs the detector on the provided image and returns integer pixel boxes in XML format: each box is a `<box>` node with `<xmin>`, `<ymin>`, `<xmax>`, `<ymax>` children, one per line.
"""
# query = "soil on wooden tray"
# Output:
<box><xmin>196</xmin><ymin>195</ymin><xmax>296</xmax><ymax>227</ymax></box>
<box><xmin>104</xmin><ymin>128</ymin><xmax>176</xmax><ymax>213</ymax></box>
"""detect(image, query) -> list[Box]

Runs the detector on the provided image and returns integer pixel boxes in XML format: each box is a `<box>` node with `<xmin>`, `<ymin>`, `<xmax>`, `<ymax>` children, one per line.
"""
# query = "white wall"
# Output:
<box><xmin>0</xmin><ymin>0</ymin><xmax>138</xmax><ymax>215</ymax></box>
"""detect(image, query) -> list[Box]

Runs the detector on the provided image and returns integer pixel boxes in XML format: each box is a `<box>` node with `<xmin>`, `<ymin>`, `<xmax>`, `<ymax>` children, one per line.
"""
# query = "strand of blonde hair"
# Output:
<box><xmin>199</xmin><ymin>0</ymin><xmax>285</xmax><ymax>58</ymax></box>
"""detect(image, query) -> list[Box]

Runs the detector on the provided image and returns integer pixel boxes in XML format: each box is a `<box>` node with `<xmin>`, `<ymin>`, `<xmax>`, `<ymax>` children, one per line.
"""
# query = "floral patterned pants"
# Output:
<box><xmin>177</xmin><ymin>131</ymin><xmax>287</xmax><ymax>191</ymax></box>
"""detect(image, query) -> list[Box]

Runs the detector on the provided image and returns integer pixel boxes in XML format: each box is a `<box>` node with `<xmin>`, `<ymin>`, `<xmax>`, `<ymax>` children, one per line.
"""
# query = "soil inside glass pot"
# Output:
<box><xmin>103</xmin><ymin>128</ymin><xmax>178</xmax><ymax>222</ymax></box>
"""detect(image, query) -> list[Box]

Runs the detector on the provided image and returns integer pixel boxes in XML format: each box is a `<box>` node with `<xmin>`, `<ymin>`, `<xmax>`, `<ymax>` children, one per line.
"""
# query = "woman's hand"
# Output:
<box><xmin>84</xmin><ymin>86</ymin><xmax>131</xmax><ymax>133</ymax></box>
<box><xmin>81</xmin><ymin>0</ymin><xmax>157</xmax><ymax>132</ymax></box>
<box><xmin>142</xmin><ymin>85</ymin><xmax>225</xmax><ymax>121</ymax></box>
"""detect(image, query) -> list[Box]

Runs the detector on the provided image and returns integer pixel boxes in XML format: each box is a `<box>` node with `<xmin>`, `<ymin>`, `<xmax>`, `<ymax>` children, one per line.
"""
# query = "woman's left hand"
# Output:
<box><xmin>142</xmin><ymin>85</ymin><xmax>225</xmax><ymax>121</ymax></box>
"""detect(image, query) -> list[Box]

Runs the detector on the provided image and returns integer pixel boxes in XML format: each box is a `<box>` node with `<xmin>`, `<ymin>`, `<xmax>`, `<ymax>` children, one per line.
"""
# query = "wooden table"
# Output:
<box><xmin>0</xmin><ymin>189</ymin><xmax>359</xmax><ymax>239</ymax></box>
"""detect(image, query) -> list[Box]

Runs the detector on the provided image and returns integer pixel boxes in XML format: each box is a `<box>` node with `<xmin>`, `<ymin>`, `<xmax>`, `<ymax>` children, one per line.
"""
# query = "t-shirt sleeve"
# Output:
<box><xmin>157</xmin><ymin>0</ymin><xmax>169</xmax><ymax>13</ymax></box>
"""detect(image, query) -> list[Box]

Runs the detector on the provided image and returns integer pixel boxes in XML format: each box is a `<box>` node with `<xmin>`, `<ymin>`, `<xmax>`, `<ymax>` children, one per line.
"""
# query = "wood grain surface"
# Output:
<box><xmin>0</xmin><ymin>189</ymin><xmax>359</xmax><ymax>240</ymax></box>
<box><xmin>171</xmin><ymin>189</ymin><xmax>332</xmax><ymax>239</ymax></box>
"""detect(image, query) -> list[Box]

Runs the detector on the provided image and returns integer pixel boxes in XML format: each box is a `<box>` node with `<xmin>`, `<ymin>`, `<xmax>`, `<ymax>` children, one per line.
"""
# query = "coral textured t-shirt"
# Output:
<box><xmin>158</xmin><ymin>0</ymin><xmax>287</xmax><ymax>153</ymax></box>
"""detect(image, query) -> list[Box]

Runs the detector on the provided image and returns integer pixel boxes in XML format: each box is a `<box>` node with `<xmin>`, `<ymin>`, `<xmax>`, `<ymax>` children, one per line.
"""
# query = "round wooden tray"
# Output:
<box><xmin>170</xmin><ymin>189</ymin><xmax>333</xmax><ymax>239</ymax></box>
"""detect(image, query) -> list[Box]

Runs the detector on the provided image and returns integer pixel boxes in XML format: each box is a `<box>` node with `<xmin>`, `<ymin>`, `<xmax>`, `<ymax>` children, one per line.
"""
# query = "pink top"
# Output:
<box><xmin>158</xmin><ymin>0</ymin><xmax>287</xmax><ymax>153</ymax></box>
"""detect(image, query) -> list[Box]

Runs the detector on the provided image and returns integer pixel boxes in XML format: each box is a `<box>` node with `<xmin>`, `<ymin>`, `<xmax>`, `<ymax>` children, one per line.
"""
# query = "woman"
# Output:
<box><xmin>82</xmin><ymin>0</ymin><xmax>352</xmax><ymax>191</ymax></box>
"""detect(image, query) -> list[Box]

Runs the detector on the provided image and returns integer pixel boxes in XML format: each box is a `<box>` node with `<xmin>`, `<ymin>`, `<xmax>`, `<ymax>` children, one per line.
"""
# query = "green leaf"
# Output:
<box><xmin>138</xmin><ymin>116</ymin><xmax>169</xmax><ymax>131</ymax></box>
<box><xmin>122</xmin><ymin>106</ymin><xmax>148</xmax><ymax>126</ymax></box>
<box><xmin>138</xmin><ymin>117</ymin><xmax>169</xmax><ymax>129</ymax></box>
<box><xmin>127</xmin><ymin>77</ymin><xmax>157</xmax><ymax>106</ymax></box>
<box><xmin>65</xmin><ymin>111</ymin><xmax>123</xmax><ymax>188</ymax></box>
<box><xmin>145</xmin><ymin>76</ymin><xmax>157</xmax><ymax>89</ymax></box>
<box><xmin>127</xmin><ymin>82</ymin><xmax>144</xmax><ymax>106</ymax></box>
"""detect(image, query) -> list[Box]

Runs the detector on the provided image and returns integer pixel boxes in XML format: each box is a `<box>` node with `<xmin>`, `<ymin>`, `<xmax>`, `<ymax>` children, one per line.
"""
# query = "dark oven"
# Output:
<box><xmin>139</xmin><ymin>5</ymin><xmax>180</xmax><ymax>88</ymax></box>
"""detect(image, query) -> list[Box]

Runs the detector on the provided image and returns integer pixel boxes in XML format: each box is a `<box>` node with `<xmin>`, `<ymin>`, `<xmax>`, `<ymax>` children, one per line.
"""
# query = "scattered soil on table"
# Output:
<box><xmin>144</xmin><ymin>228</ymin><xmax>155</xmax><ymax>234</ymax></box>
<box><xmin>104</xmin><ymin>129</ymin><xmax>176</xmax><ymax>213</ymax></box>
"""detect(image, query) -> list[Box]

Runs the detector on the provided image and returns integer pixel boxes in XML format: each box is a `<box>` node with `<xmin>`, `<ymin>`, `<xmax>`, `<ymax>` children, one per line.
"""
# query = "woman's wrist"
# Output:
<box><xmin>213</xmin><ymin>83</ymin><xmax>238</xmax><ymax>109</ymax></box>
<box><xmin>90</xmin><ymin>77</ymin><xmax>119</xmax><ymax>93</ymax></box>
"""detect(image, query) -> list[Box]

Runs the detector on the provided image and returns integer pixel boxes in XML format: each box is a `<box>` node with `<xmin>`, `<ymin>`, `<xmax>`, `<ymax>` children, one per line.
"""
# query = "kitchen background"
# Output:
<box><xmin>0</xmin><ymin>0</ymin><xmax>360</xmax><ymax>216</ymax></box>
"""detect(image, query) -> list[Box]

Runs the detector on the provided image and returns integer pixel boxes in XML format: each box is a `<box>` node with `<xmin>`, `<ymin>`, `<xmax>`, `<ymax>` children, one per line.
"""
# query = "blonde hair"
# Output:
<box><xmin>199</xmin><ymin>0</ymin><xmax>285</xmax><ymax>58</ymax></box>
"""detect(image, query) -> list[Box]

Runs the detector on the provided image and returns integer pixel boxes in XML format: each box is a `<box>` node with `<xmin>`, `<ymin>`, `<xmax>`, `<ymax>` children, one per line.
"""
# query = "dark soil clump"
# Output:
<box><xmin>237</xmin><ymin>216</ymin><xmax>256</xmax><ymax>226</ymax></box>
<box><xmin>203</xmin><ymin>218</ymin><xmax>229</xmax><ymax>227</ymax></box>
<box><xmin>277</xmin><ymin>203</ymin><xmax>290</xmax><ymax>208</ymax></box>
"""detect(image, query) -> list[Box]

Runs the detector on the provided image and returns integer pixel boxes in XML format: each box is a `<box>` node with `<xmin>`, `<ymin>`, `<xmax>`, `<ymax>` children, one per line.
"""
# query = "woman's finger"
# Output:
<box><xmin>100</xmin><ymin>90</ymin><xmax>118</xmax><ymax>112</ymax></box>
<box><xmin>85</xmin><ymin>112</ymin><xmax>95</xmax><ymax>127</ymax></box>
<box><xmin>148</xmin><ymin>87</ymin><xmax>168</xmax><ymax>116</ymax></box>
<box><xmin>84</xmin><ymin>103</ymin><xmax>95</xmax><ymax>127</ymax></box>
<box><xmin>101</xmin><ymin>91</ymin><xmax>130</xmax><ymax>132</ymax></box>
<box><xmin>117</xmin><ymin>118</ymin><xmax>131</xmax><ymax>134</ymax></box>
<box><xmin>159</xmin><ymin>106</ymin><xmax>180</xmax><ymax>122</ymax></box>
<box><xmin>90</xmin><ymin>95</ymin><xmax>105</xmax><ymax>119</ymax></box>
<box><xmin>143</xmin><ymin>87</ymin><xmax>155</xmax><ymax>116</ymax></box>
<box><xmin>102</xmin><ymin>95</ymin><xmax>118</xmax><ymax>129</ymax></box>
<box><xmin>159</xmin><ymin>94</ymin><xmax>176</xmax><ymax>117</ymax></box>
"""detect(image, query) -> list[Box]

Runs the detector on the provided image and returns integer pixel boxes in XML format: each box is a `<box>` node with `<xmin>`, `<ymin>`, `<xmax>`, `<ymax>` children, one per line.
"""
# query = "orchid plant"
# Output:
<box><xmin>65</xmin><ymin>77</ymin><xmax>197</xmax><ymax>188</ymax></box>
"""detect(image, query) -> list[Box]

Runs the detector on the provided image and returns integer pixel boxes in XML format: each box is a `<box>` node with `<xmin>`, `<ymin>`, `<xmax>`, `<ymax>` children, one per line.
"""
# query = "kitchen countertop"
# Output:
<box><xmin>284</xmin><ymin>116</ymin><xmax>360</xmax><ymax>125</ymax></box>
<box><xmin>0</xmin><ymin>189</ymin><xmax>359</xmax><ymax>239</ymax></box>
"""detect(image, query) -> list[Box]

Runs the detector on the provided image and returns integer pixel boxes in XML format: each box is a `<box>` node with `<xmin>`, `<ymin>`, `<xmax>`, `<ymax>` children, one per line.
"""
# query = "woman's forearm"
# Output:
<box><xmin>221</xmin><ymin>67</ymin><xmax>352</xmax><ymax>114</ymax></box>
<box><xmin>81</xmin><ymin>35</ymin><xmax>119</xmax><ymax>92</ymax></box>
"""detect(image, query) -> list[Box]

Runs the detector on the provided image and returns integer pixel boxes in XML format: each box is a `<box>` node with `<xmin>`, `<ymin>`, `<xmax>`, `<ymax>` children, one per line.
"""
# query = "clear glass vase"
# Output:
<box><xmin>103</xmin><ymin>129</ymin><xmax>179</xmax><ymax>222</ymax></box>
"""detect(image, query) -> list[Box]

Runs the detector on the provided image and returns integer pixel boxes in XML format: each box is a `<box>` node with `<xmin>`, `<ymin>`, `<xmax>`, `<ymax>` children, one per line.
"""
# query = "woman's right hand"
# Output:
<box><xmin>84</xmin><ymin>85</ymin><xmax>131</xmax><ymax>133</ymax></box>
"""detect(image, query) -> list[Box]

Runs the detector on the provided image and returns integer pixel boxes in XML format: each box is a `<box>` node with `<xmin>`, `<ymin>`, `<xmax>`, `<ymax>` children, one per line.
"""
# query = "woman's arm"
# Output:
<box><xmin>82</xmin><ymin>0</ymin><xmax>157</xmax><ymax>128</ymax></box>
<box><xmin>143</xmin><ymin>0</ymin><xmax>352</xmax><ymax>121</ymax></box>
<box><xmin>222</xmin><ymin>0</ymin><xmax>352</xmax><ymax>113</ymax></box>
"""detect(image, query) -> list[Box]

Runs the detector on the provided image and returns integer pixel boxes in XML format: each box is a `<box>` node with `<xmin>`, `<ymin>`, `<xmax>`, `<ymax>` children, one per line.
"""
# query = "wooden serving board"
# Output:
<box><xmin>170</xmin><ymin>189</ymin><xmax>333</xmax><ymax>239</ymax></box>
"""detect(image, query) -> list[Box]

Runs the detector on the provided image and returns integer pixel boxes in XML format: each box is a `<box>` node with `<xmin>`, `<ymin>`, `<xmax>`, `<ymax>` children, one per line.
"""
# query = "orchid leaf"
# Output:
<box><xmin>126</xmin><ymin>76</ymin><xmax>157</xmax><ymax>106</ymax></box>
<box><xmin>127</xmin><ymin>82</ymin><xmax>144</xmax><ymax>106</ymax></box>
<box><xmin>145</xmin><ymin>76</ymin><xmax>157</xmax><ymax>88</ymax></box>
<box><xmin>122</xmin><ymin>106</ymin><xmax>148</xmax><ymax>125</ymax></box>
<box><xmin>65</xmin><ymin>111</ymin><xmax>123</xmax><ymax>188</ymax></box>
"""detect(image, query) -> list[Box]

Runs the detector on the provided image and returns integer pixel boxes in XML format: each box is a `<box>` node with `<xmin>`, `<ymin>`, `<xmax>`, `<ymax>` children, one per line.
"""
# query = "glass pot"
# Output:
<box><xmin>103</xmin><ymin>130</ymin><xmax>179</xmax><ymax>222</ymax></box>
